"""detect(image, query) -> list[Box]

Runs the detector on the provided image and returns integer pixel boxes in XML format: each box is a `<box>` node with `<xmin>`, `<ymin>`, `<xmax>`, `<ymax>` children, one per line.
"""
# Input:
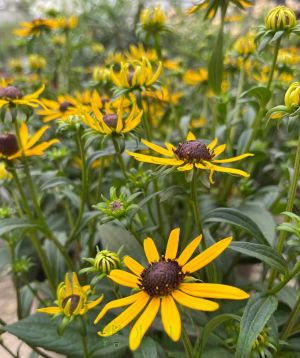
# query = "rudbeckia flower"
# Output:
<box><xmin>127</xmin><ymin>132</ymin><xmax>253</xmax><ymax>183</ymax></box>
<box><xmin>183</xmin><ymin>68</ymin><xmax>208</xmax><ymax>86</ymax></box>
<box><xmin>81</xmin><ymin>97</ymin><xmax>143</xmax><ymax>135</ymax></box>
<box><xmin>13</xmin><ymin>18</ymin><xmax>57</xmax><ymax>37</ymax></box>
<box><xmin>110</xmin><ymin>57</ymin><xmax>162</xmax><ymax>90</ymax></box>
<box><xmin>0</xmin><ymin>122</ymin><xmax>59</xmax><ymax>160</ymax></box>
<box><xmin>37</xmin><ymin>272</ymin><xmax>103</xmax><ymax>317</ymax></box>
<box><xmin>94</xmin><ymin>228</ymin><xmax>249</xmax><ymax>351</ymax></box>
<box><xmin>38</xmin><ymin>96</ymin><xmax>79</xmax><ymax>122</ymax></box>
<box><xmin>0</xmin><ymin>85</ymin><xmax>44</xmax><ymax>109</ymax></box>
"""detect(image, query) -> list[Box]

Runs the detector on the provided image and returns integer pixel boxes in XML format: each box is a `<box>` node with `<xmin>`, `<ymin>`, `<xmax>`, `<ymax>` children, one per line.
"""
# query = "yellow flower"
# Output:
<box><xmin>37</xmin><ymin>95</ymin><xmax>81</xmax><ymax>122</ymax></box>
<box><xmin>81</xmin><ymin>96</ymin><xmax>143</xmax><ymax>135</ymax></box>
<box><xmin>233</xmin><ymin>33</ymin><xmax>256</xmax><ymax>56</ymax></box>
<box><xmin>126</xmin><ymin>44</ymin><xmax>158</xmax><ymax>62</ymax></box>
<box><xmin>140</xmin><ymin>5</ymin><xmax>167</xmax><ymax>33</ymax></box>
<box><xmin>94</xmin><ymin>228</ymin><xmax>249</xmax><ymax>351</ymax></box>
<box><xmin>110</xmin><ymin>57</ymin><xmax>162</xmax><ymax>90</ymax></box>
<box><xmin>13</xmin><ymin>18</ymin><xmax>57</xmax><ymax>37</ymax></box>
<box><xmin>0</xmin><ymin>85</ymin><xmax>44</xmax><ymax>109</ymax></box>
<box><xmin>8</xmin><ymin>58</ymin><xmax>23</xmax><ymax>74</ymax></box>
<box><xmin>0</xmin><ymin>162</ymin><xmax>12</xmax><ymax>180</ymax></box>
<box><xmin>144</xmin><ymin>86</ymin><xmax>183</xmax><ymax>104</ymax></box>
<box><xmin>28</xmin><ymin>54</ymin><xmax>47</xmax><ymax>71</ymax></box>
<box><xmin>265</xmin><ymin>6</ymin><xmax>297</xmax><ymax>31</ymax></box>
<box><xmin>37</xmin><ymin>272</ymin><xmax>103</xmax><ymax>317</ymax></box>
<box><xmin>284</xmin><ymin>82</ymin><xmax>300</xmax><ymax>109</ymax></box>
<box><xmin>183</xmin><ymin>68</ymin><xmax>208</xmax><ymax>86</ymax></box>
<box><xmin>0</xmin><ymin>122</ymin><xmax>59</xmax><ymax>160</ymax></box>
<box><xmin>92</xmin><ymin>67</ymin><xmax>111</xmax><ymax>83</ymax></box>
<box><xmin>54</xmin><ymin>16</ymin><xmax>78</xmax><ymax>30</ymax></box>
<box><xmin>127</xmin><ymin>132</ymin><xmax>253</xmax><ymax>183</ymax></box>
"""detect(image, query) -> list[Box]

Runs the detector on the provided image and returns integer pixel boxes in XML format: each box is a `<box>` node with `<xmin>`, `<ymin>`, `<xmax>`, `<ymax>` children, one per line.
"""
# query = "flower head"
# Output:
<box><xmin>81</xmin><ymin>249</ymin><xmax>121</xmax><ymax>277</ymax></box>
<box><xmin>110</xmin><ymin>57</ymin><xmax>162</xmax><ymax>90</ymax></box>
<box><xmin>81</xmin><ymin>96</ymin><xmax>143</xmax><ymax>135</ymax></box>
<box><xmin>127</xmin><ymin>132</ymin><xmax>253</xmax><ymax>183</ymax></box>
<box><xmin>28</xmin><ymin>54</ymin><xmax>47</xmax><ymax>71</ymax></box>
<box><xmin>233</xmin><ymin>33</ymin><xmax>256</xmax><ymax>56</ymax></box>
<box><xmin>0</xmin><ymin>122</ymin><xmax>59</xmax><ymax>160</ymax></box>
<box><xmin>265</xmin><ymin>6</ymin><xmax>297</xmax><ymax>32</ymax></box>
<box><xmin>139</xmin><ymin>5</ymin><xmax>167</xmax><ymax>34</ymax></box>
<box><xmin>13</xmin><ymin>18</ymin><xmax>57</xmax><ymax>37</ymax></box>
<box><xmin>94</xmin><ymin>228</ymin><xmax>249</xmax><ymax>350</ymax></box>
<box><xmin>0</xmin><ymin>84</ymin><xmax>44</xmax><ymax>110</ymax></box>
<box><xmin>54</xmin><ymin>16</ymin><xmax>78</xmax><ymax>30</ymax></box>
<box><xmin>284</xmin><ymin>82</ymin><xmax>300</xmax><ymax>110</ymax></box>
<box><xmin>37</xmin><ymin>272</ymin><xmax>103</xmax><ymax>317</ymax></box>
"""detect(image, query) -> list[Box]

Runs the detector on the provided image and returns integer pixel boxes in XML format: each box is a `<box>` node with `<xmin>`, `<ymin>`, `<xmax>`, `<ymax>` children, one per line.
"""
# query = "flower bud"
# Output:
<box><xmin>265</xmin><ymin>6</ymin><xmax>297</xmax><ymax>31</ymax></box>
<box><xmin>284</xmin><ymin>82</ymin><xmax>300</xmax><ymax>109</ymax></box>
<box><xmin>28</xmin><ymin>54</ymin><xmax>47</xmax><ymax>70</ymax></box>
<box><xmin>81</xmin><ymin>249</ymin><xmax>121</xmax><ymax>277</ymax></box>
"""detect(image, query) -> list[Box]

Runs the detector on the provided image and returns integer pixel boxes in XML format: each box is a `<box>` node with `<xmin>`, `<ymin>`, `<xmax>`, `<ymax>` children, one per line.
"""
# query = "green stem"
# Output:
<box><xmin>153</xmin><ymin>33</ymin><xmax>162</xmax><ymax>59</ymax></box>
<box><xmin>267</xmin><ymin>38</ymin><xmax>281</xmax><ymax>90</ymax></box>
<box><xmin>190</xmin><ymin>170</ymin><xmax>204</xmax><ymax>243</ymax></box>
<box><xmin>281</xmin><ymin>293</ymin><xmax>300</xmax><ymax>340</ymax></box>
<box><xmin>8</xmin><ymin>240</ymin><xmax>22</xmax><ymax>319</ymax></box>
<box><xmin>79</xmin><ymin>317</ymin><xmax>89</xmax><ymax>358</ymax></box>
<box><xmin>112</xmin><ymin>136</ymin><xmax>128</xmax><ymax>178</ymax></box>
<box><xmin>268</xmin><ymin>132</ymin><xmax>300</xmax><ymax>288</ymax></box>
<box><xmin>181</xmin><ymin>325</ymin><xmax>193</xmax><ymax>358</ymax></box>
<box><xmin>68</xmin><ymin>129</ymin><xmax>88</xmax><ymax>243</ymax></box>
<box><xmin>269</xmin><ymin>261</ymin><xmax>300</xmax><ymax>295</ymax></box>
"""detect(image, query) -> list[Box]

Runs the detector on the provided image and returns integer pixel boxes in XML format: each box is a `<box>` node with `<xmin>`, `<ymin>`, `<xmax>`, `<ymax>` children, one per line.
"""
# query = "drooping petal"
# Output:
<box><xmin>212</xmin><ymin>144</ymin><xmax>226</xmax><ymax>158</ymax></box>
<box><xmin>206</xmin><ymin>163</ymin><xmax>250</xmax><ymax>178</ymax></box>
<box><xmin>123</xmin><ymin>256</ymin><xmax>145</xmax><ymax>276</ymax></box>
<box><xmin>141</xmin><ymin>139</ymin><xmax>173</xmax><ymax>157</ymax></box>
<box><xmin>161</xmin><ymin>295</ymin><xmax>181</xmax><ymax>341</ymax></box>
<box><xmin>165</xmin><ymin>228</ymin><xmax>180</xmax><ymax>260</ymax></box>
<box><xmin>177</xmin><ymin>163</ymin><xmax>194</xmax><ymax>171</ymax></box>
<box><xmin>182</xmin><ymin>237</ymin><xmax>232</xmax><ymax>274</ymax></box>
<box><xmin>207</xmin><ymin>138</ymin><xmax>218</xmax><ymax>150</ymax></box>
<box><xmin>126</xmin><ymin>151</ymin><xmax>183</xmax><ymax>166</ymax></box>
<box><xmin>179</xmin><ymin>283</ymin><xmax>250</xmax><ymax>300</ymax></box>
<box><xmin>94</xmin><ymin>291</ymin><xmax>145</xmax><ymax>324</ymax></box>
<box><xmin>129</xmin><ymin>297</ymin><xmax>160</xmax><ymax>351</ymax></box>
<box><xmin>144</xmin><ymin>238</ymin><xmax>160</xmax><ymax>263</ymax></box>
<box><xmin>99</xmin><ymin>292</ymin><xmax>150</xmax><ymax>337</ymax></box>
<box><xmin>212</xmin><ymin>153</ymin><xmax>254</xmax><ymax>163</ymax></box>
<box><xmin>108</xmin><ymin>270</ymin><xmax>140</xmax><ymax>288</ymax></box>
<box><xmin>176</xmin><ymin>235</ymin><xmax>202</xmax><ymax>266</ymax></box>
<box><xmin>86</xmin><ymin>295</ymin><xmax>104</xmax><ymax>310</ymax></box>
<box><xmin>172</xmin><ymin>290</ymin><xmax>219</xmax><ymax>311</ymax></box>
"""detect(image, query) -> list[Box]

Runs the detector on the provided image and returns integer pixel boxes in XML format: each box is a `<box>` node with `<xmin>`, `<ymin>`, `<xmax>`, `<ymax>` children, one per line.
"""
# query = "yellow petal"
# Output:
<box><xmin>26</xmin><ymin>125</ymin><xmax>49</xmax><ymax>148</ymax></box>
<box><xmin>212</xmin><ymin>144</ymin><xmax>226</xmax><ymax>158</ymax></box>
<box><xmin>23</xmin><ymin>84</ymin><xmax>45</xmax><ymax>100</ymax></box>
<box><xmin>141</xmin><ymin>139</ymin><xmax>173</xmax><ymax>157</ymax></box>
<box><xmin>86</xmin><ymin>294</ymin><xmax>104</xmax><ymax>310</ymax></box>
<box><xmin>129</xmin><ymin>297</ymin><xmax>160</xmax><ymax>351</ymax></box>
<box><xmin>19</xmin><ymin>122</ymin><xmax>29</xmax><ymax>148</ymax></box>
<box><xmin>182</xmin><ymin>237</ymin><xmax>232</xmax><ymax>274</ymax></box>
<box><xmin>161</xmin><ymin>295</ymin><xmax>181</xmax><ymax>341</ymax></box>
<box><xmin>65</xmin><ymin>272</ymin><xmax>72</xmax><ymax>294</ymax></box>
<box><xmin>172</xmin><ymin>290</ymin><xmax>219</xmax><ymax>311</ymax></box>
<box><xmin>176</xmin><ymin>235</ymin><xmax>202</xmax><ymax>266</ymax></box>
<box><xmin>108</xmin><ymin>270</ymin><xmax>140</xmax><ymax>288</ymax></box>
<box><xmin>127</xmin><ymin>151</ymin><xmax>183</xmax><ymax>166</ymax></box>
<box><xmin>94</xmin><ymin>291</ymin><xmax>145</xmax><ymax>324</ymax></box>
<box><xmin>165</xmin><ymin>228</ymin><xmax>180</xmax><ymax>260</ymax></box>
<box><xmin>37</xmin><ymin>306</ymin><xmax>61</xmax><ymax>315</ymax></box>
<box><xmin>212</xmin><ymin>153</ymin><xmax>254</xmax><ymax>163</ymax></box>
<box><xmin>177</xmin><ymin>163</ymin><xmax>193</xmax><ymax>171</ymax></box>
<box><xmin>123</xmin><ymin>256</ymin><xmax>145</xmax><ymax>276</ymax></box>
<box><xmin>179</xmin><ymin>283</ymin><xmax>250</xmax><ymax>300</ymax></box>
<box><xmin>99</xmin><ymin>292</ymin><xmax>149</xmax><ymax>337</ymax></box>
<box><xmin>144</xmin><ymin>238</ymin><xmax>160</xmax><ymax>263</ymax></box>
<box><xmin>186</xmin><ymin>131</ymin><xmax>196</xmax><ymax>141</ymax></box>
<box><xmin>207</xmin><ymin>138</ymin><xmax>218</xmax><ymax>150</ymax></box>
<box><xmin>206</xmin><ymin>163</ymin><xmax>250</xmax><ymax>177</ymax></box>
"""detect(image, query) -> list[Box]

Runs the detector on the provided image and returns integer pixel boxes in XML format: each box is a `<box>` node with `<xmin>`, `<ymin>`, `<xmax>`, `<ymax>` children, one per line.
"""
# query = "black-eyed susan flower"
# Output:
<box><xmin>37</xmin><ymin>272</ymin><xmax>103</xmax><ymax>317</ymax></box>
<box><xmin>110</xmin><ymin>57</ymin><xmax>162</xmax><ymax>90</ymax></box>
<box><xmin>127</xmin><ymin>132</ymin><xmax>253</xmax><ymax>183</ymax></box>
<box><xmin>0</xmin><ymin>84</ymin><xmax>44</xmax><ymax>110</ymax></box>
<box><xmin>54</xmin><ymin>16</ymin><xmax>78</xmax><ymax>30</ymax></box>
<box><xmin>38</xmin><ymin>95</ymin><xmax>79</xmax><ymax>122</ymax></box>
<box><xmin>0</xmin><ymin>122</ymin><xmax>58</xmax><ymax>160</ymax></box>
<box><xmin>81</xmin><ymin>96</ymin><xmax>143</xmax><ymax>135</ymax></box>
<box><xmin>233</xmin><ymin>33</ymin><xmax>256</xmax><ymax>57</ymax></box>
<box><xmin>265</xmin><ymin>6</ymin><xmax>297</xmax><ymax>32</ymax></box>
<box><xmin>187</xmin><ymin>0</ymin><xmax>253</xmax><ymax>19</ymax></box>
<box><xmin>183</xmin><ymin>68</ymin><xmax>208</xmax><ymax>86</ymax></box>
<box><xmin>94</xmin><ymin>228</ymin><xmax>249</xmax><ymax>351</ymax></box>
<box><xmin>13</xmin><ymin>18</ymin><xmax>57</xmax><ymax>37</ymax></box>
<box><xmin>139</xmin><ymin>5</ymin><xmax>167</xmax><ymax>35</ymax></box>
<box><xmin>28</xmin><ymin>54</ymin><xmax>47</xmax><ymax>71</ymax></box>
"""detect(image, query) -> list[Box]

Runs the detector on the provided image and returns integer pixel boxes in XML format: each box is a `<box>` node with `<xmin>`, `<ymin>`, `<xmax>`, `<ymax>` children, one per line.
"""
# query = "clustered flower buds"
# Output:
<box><xmin>265</xmin><ymin>6</ymin><xmax>297</xmax><ymax>31</ymax></box>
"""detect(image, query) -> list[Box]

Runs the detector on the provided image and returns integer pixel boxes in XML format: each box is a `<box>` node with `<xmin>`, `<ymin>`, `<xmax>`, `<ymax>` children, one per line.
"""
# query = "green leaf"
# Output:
<box><xmin>204</xmin><ymin>208</ymin><xmax>269</xmax><ymax>245</ymax></box>
<box><xmin>133</xmin><ymin>337</ymin><xmax>158</xmax><ymax>358</ymax></box>
<box><xmin>235</xmin><ymin>294</ymin><xmax>278</xmax><ymax>358</ymax></box>
<box><xmin>4</xmin><ymin>313</ymin><xmax>127</xmax><ymax>357</ymax></box>
<box><xmin>198</xmin><ymin>313</ymin><xmax>240</xmax><ymax>355</ymax></box>
<box><xmin>40</xmin><ymin>176</ymin><xmax>72</xmax><ymax>191</ymax></box>
<box><xmin>0</xmin><ymin>219</ymin><xmax>40</xmax><ymax>236</ymax></box>
<box><xmin>208</xmin><ymin>25</ymin><xmax>223</xmax><ymax>94</ymax></box>
<box><xmin>241</xmin><ymin>86</ymin><xmax>271</xmax><ymax>107</ymax></box>
<box><xmin>228</xmin><ymin>242</ymin><xmax>287</xmax><ymax>274</ymax></box>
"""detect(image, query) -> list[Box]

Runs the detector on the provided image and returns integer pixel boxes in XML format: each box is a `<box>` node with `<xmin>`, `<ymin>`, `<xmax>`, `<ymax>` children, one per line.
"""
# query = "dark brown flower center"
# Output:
<box><xmin>140</xmin><ymin>259</ymin><xmax>184</xmax><ymax>296</ymax></box>
<box><xmin>62</xmin><ymin>294</ymin><xmax>81</xmax><ymax>314</ymax></box>
<box><xmin>0</xmin><ymin>86</ymin><xmax>23</xmax><ymax>100</ymax></box>
<box><xmin>103</xmin><ymin>113</ymin><xmax>118</xmax><ymax>128</ymax></box>
<box><xmin>59</xmin><ymin>101</ymin><xmax>72</xmax><ymax>112</ymax></box>
<box><xmin>174</xmin><ymin>140</ymin><xmax>213</xmax><ymax>162</ymax></box>
<box><xmin>0</xmin><ymin>134</ymin><xmax>19</xmax><ymax>156</ymax></box>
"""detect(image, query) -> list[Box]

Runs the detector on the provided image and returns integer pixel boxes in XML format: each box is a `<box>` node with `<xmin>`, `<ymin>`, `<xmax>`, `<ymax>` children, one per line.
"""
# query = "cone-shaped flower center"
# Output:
<box><xmin>59</xmin><ymin>101</ymin><xmax>72</xmax><ymax>112</ymax></box>
<box><xmin>62</xmin><ymin>294</ymin><xmax>81</xmax><ymax>314</ymax></box>
<box><xmin>103</xmin><ymin>113</ymin><xmax>118</xmax><ymax>128</ymax></box>
<box><xmin>0</xmin><ymin>86</ymin><xmax>23</xmax><ymax>99</ymax></box>
<box><xmin>110</xmin><ymin>199</ymin><xmax>123</xmax><ymax>212</ymax></box>
<box><xmin>140</xmin><ymin>260</ymin><xmax>184</xmax><ymax>296</ymax></box>
<box><xmin>0</xmin><ymin>134</ymin><xmax>19</xmax><ymax>156</ymax></box>
<box><xmin>174</xmin><ymin>140</ymin><xmax>213</xmax><ymax>162</ymax></box>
